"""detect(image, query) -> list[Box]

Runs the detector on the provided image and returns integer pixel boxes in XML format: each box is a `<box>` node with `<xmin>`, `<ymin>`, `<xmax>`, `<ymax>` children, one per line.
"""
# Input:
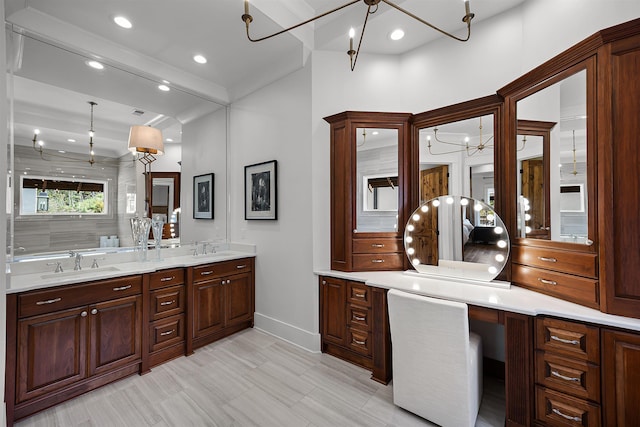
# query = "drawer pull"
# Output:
<box><xmin>113</xmin><ymin>284</ymin><xmax>132</xmax><ymax>291</ymax></box>
<box><xmin>538</xmin><ymin>278</ymin><xmax>558</xmax><ymax>285</ymax></box>
<box><xmin>353</xmin><ymin>292</ymin><xmax>366</xmax><ymax>298</ymax></box>
<box><xmin>160</xmin><ymin>300</ymin><xmax>176</xmax><ymax>306</ymax></box>
<box><xmin>236</xmin><ymin>265</ymin><xmax>247</xmax><ymax>269</ymax></box>
<box><xmin>160</xmin><ymin>329</ymin><xmax>175</xmax><ymax>337</ymax></box>
<box><xmin>550</xmin><ymin>335</ymin><xmax>580</xmax><ymax>346</ymax></box>
<box><xmin>551</xmin><ymin>408</ymin><xmax>581</xmax><ymax>422</ymax></box>
<box><xmin>371</xmin><ymin>259</ymin><xmax>384</xmax><ymax>263</ymax></box>
<box><xmin>160</xmin><ymin>276</ymin><xmax>175</xmax><ymax>282</ymax></box>
<box><xmin>371</xmin><ymin>243</ymin><xmax>385</xmax><ymax>248</ymax></box>
<box><xmin>353</xmin><ymin>315</ymin><xmax>366</xmax><ymax>321</ymax></box>
<box><xmin>353</xmin><ymin>338</ymin><xmax>366</xmax><ymax>345</ymax></box>
<box><xmin>551</xmin><ymin>370</ymin><xmax>581</xmax><ymax>383</ymax></box>
<box><xmin>36</xmin><ymin>297</ymin><xmax>62</xmax><ymax>305</ymax></box>
<box><xmin>200</xmin><ymin>271</ymin><xmax>214</xmax><ymax>276</ymax></box>
<box><xmin>537</xmin><ymin>256</ymin><xmax>557</xmax><ymax>263</ymax></box>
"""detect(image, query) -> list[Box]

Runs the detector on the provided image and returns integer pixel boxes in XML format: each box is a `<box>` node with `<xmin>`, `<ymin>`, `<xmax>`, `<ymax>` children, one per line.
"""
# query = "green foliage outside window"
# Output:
<box><xmin>45</xmin><ymin>189</ymin><xmax>105</xmax><ymax>213</ymax></box>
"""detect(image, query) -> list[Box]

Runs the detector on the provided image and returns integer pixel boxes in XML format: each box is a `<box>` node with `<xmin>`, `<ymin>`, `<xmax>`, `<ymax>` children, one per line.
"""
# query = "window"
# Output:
<box><xmin>20</xmin><ymin>176</ymin><xmax>108</xmax><ymax>215</ymax></box>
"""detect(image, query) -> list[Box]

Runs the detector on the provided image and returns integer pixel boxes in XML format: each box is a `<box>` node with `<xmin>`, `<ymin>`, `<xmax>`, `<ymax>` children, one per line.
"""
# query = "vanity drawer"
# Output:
<box><xmin>536</xmin><ymin>351</ymin><xmax>600</xmax><ymax>402</ymax></box>
<box><xmin>513</xmin><ymin>265</ymin><xmax>599</xmax><ymax>309</ymax></box>
<box><xmin>149</xmin><ymin>285</ymin><xmax>185</xmax><ymax>321</ymax></box>
<box><xmin>191</xmin><ymin>258</ymin><xmax>252</xmax><ymax>282</ymax></box>
<box><xmin>535</xmin><ymin>386</ymin><xmax>600</xmax><ymax>427</ymax></box>
<box><xmin>18</xmin><ymin>275</ymin><xmax>142</xmax><ymax>318</ymax></box>
<box><xmin>353</xmin><ymin>238</ymin><xmax>402</xmax><ymax>254</ymax></box>
<box><xmin>536</xmin><ymin>318</ymin><xmax>600</xmax><ymax>363</ymax></box>
<box><xmin>149</xmin><ymin>314</ymin><xmax>185</xmax><ymax>353</ymax></box>
<box><xmin>347</xmin><ymin>304</ymin><xmax>371</xmax><ymax>330</ymax></box>
<box><xmin>347</xmin><ymin>282</ymin><xmax>371</xmax><ymax>307</ymax></box>
<box><xmin>512</xmin><ymin>245</ymin><xmax>597</xmax><ymax>279</ymax></box>
<box><xmin>347</xmin><ymin>328</ymin><xmax>372</xmax><ymax>357</ymax></box>
<box><xmin>149</xmin><ymin>268</ymin><xmax>184</xmax><ymax>290</ymax></box>
<box><xmin>352</xmin><ymin>253</ymin><xmax>403</xmax><ymax>271</ymax></box>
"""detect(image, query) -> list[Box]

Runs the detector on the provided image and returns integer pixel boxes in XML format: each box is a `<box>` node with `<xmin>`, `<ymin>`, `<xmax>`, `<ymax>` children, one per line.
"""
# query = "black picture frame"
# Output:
<box><xmin>244</xmin><ymin>160</ymin><xmax>277</xmax><ymax>220</ymax></box>
<box><xmin>193</xmin><ymin>173</ymin><xmax>214</xmax><ymax>219</ymax></box>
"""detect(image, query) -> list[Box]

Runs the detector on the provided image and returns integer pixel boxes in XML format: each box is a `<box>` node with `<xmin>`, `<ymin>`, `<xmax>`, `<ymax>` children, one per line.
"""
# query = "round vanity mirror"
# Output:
<box><xmin>404</xmin><ymin>195</ymin><xmax>510</xmax><ymax>282</ymax></box>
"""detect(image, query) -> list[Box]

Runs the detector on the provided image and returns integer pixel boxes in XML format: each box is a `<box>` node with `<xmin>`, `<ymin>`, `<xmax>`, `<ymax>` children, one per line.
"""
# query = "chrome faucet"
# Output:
<box><xmin>73</xmin><ymin>252</ymin><xmax>83</xmax><ymax>271</ymax></box>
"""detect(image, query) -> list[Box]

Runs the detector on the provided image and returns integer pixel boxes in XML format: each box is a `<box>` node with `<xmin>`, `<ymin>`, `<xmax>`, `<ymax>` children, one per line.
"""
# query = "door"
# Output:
<box><xmin>16</xmin><ymin>306</ymin><xmax>88</xmax><ymax>403</ymax></box>
<box><xmin>193</xmin><ymin>279</ymin><xmax>225</xmax><ymax>338</ymax></box>
<box><xmin>225</xmin><ymin>273</ymin><xmax>253</xmax><ymax>326</ymax></box>
<box><xmin>603</xmin><ymin>329</ymin><xmax>640</xmax><ymax>426</ymax></box>
<box><xmin>89</xmin><ymin>295</ymin><xmax>142</xmax><ymax>376</ymax></box>
<box><xmin>320</xmin><ymin>277</ymin><xmax>347</xmax><ymax>346</ymax></box>
<box><xmin>521</xmin><ymin>158</ymin><xmax>549</xmax><ymax>239</ymax></box>
<box><xmin>420</xmin><ymin>165</ymin><xmax>449</xmax><ymax>203</ymax></box>
<box><xmin>416</xmin><ymin>165</ymin><xmax>448</xmax><ymax>266</ymax></box>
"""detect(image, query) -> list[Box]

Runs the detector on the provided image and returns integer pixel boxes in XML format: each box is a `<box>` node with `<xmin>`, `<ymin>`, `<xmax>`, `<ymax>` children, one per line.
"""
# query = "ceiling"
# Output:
<box><xmin>5</xmin><ymin>0</ymin><xmax>524</xmax><ymax>158</ymax></box>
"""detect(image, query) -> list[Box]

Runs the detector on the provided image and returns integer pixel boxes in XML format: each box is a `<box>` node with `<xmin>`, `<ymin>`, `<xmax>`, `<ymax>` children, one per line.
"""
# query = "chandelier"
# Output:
<box><xmin>241</xmin><ymin>0</ymin><xmax>475</xmax><ymax>71</ymax></box>
<box><xmin>425</xmin><ymin>116</ymin><xmax>493</xmax><ymax>156</ymax></box>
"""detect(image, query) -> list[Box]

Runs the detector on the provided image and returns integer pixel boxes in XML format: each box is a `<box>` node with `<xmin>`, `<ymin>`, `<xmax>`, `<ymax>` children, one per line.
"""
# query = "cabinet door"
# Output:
<box><xmin>603</xmin><ymin>329</ymin><xmax>640</xmax><ymax>426</ymax></box>
<box><xmin>193</xmin><ymin>279</ymin><xmax>225</xmax><ymax>338</ymax></box>
<box><xmin>16</xmin><ymin>306</ymin><xmax>88</xmax><ymax>403</ymax></box>
<box><xmin>89</xmin><ymin>295</ymin><xmax>142</xmax><ymax>376</ymax></box>
<box><xmin>225</xmin><ymin>273</ymin><xmax>253</xmax><ymax>326</ymax></box>
<box><xmin>320</xmin><ymin>277</ymin><xmax>347</xmax><ymax>346</ymax></box>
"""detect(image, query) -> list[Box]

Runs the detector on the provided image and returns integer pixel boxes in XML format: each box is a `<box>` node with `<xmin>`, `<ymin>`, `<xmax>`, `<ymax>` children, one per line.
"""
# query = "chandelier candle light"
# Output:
<box><xmin>241</xmin><ymin>0</ymin><xmax>474</xmax><ymax>71</ymax></box>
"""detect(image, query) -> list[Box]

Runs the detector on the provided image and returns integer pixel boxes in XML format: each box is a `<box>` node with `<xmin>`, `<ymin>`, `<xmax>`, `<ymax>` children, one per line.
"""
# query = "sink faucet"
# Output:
<box><xmin>73</xmin><ymin>252</ymin><xmax>83</xmax><ymax>271</ymax></box>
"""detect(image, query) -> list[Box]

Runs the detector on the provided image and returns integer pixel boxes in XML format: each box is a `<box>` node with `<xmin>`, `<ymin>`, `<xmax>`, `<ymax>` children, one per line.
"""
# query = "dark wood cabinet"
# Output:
<box><xmin>319</xmin><ymin>276</ymin><xmax>391</xmax><ymax>384</ymax></box>
<box><xmin>8</xmin><ymin>275</ymin><xmax>143</xmax><ymax>422</ymax></box>
<box><xmin>188</xmin><ymin>257</ymin><xmax>255</xmax><ymax>351</ymax></box>
<box><xmin>602</xmin><ymin>329</ymin><xmax>640</xmax><ymax>426</ymax></box>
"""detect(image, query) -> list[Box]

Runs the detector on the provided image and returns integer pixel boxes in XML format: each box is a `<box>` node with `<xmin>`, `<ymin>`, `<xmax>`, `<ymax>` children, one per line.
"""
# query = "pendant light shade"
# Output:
<box><xmin>128</xmin><ymin>125</ymin><xmax>164</xmax><ymax>155</ymax></box>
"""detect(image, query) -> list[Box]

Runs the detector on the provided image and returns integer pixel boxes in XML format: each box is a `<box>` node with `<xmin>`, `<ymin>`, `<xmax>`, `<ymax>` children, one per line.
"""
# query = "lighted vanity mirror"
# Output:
<box><xmin>516</xmin><ymin>69</ymin><xmax>590</xmax><ymax>244</ymax></box>
<box><xmin>6</xmin><ymin>28</ymin><xmax>222</xmax><ymax>259</ymax></box>
<box><xmin>404</xmin><ymin>195</ymin><xmax>510</xmax><ymax>282</ymax></box>
<box><xmin>356</xmin><ymin>128</ymin><xmax>399</xmax><ymax>232</ymax></box>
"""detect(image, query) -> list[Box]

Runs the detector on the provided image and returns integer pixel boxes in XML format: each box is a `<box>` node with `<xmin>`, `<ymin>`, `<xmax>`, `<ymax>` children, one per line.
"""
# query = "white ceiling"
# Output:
<box><xmin>5</xmin><ymin>0</ymin><xmax>523</xmax><ymax>158</ymax></box>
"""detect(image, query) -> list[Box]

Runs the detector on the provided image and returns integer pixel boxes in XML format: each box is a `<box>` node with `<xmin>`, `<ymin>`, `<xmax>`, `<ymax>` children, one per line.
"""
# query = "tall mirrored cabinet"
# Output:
<box><xmin>324</xmin><ymin>112</ymin><xmax>411</xmax><ymax>271</ymax></box>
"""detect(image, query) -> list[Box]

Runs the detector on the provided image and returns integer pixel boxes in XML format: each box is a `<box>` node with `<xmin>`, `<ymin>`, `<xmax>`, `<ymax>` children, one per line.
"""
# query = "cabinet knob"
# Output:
<box><xmin>322</xmin><ymin>280</ymin><xmax>326</xmax><ymax>285</ymax></box>
<box><xmin>91</xmin><ymin>309</ymin><xmax>98</xmax><ymax>315</ymax></box>
<box><xmin>81</xmin><ymin>311</ymin><xmax>88</xmax><ymax>317</ymax></box>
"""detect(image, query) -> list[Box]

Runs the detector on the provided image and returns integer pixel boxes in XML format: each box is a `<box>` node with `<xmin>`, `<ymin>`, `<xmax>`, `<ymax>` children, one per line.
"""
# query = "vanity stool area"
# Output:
<box><xmin>3</xmin><ymin>251</ymin><xmax>255</xmax><ymax>426</ymax></box>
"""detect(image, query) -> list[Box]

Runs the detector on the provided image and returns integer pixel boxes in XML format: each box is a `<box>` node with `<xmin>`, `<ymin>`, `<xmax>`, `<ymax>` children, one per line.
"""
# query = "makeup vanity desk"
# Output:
<box><xmin>317</xmin><ymin>270</ymin><xmax>640</xmax><ymax>427</ymax></box>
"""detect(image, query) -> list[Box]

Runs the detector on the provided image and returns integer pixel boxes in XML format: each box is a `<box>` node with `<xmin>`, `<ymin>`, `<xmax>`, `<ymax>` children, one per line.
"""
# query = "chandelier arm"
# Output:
<box><xmin>380</xmin><ymin>0</ymin><xmax>472</xmax><ymax>42</ymax></box>
<box><xmin>243</xmin><ymin>0</ymin><xmax>360</xmax><ymax>43</ymax></box>
<box><xmin>427</xmin><ymin>145</ymin><xmax>473</xmax><ymax>156</ymax></box>
<box><xmin>350</xmin><ymin>5</ymin><xmax>374</xmax><ymax>71</ymax></box>
<box><xmin>433</xmin><ymin>132</ymin><xmax>469</xmax><ymax>147</ymax></box>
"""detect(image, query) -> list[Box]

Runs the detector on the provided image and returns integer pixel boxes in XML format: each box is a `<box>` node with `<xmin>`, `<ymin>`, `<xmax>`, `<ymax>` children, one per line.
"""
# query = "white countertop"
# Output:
<box><xmin>315</xmin><ymin>269</ymin><xmax>640</xmax><ymax>333</ymax></box>
<box><xmin>8</xmin><ymin>245</ymin><xmax>256</xmax><ymax>294</ymax></box>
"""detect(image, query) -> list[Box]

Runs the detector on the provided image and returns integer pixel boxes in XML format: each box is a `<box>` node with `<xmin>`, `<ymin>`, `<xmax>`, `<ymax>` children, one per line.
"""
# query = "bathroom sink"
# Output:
<box><xmin>41</xmin><ymin>266</ymin><xmax>121</xmax><ymax>280</ymax></box>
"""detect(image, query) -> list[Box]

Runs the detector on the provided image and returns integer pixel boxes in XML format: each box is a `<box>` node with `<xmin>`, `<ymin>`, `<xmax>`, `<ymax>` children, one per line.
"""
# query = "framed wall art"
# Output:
<box><xmin>245</xmin><ymin>160</ymin><xmax>277</xmax><ymax>220</ymax></box>
<box><xmin>193</xmin><ymin>173</ymin><xmax>214</xmax><ymax>219</ymax></box>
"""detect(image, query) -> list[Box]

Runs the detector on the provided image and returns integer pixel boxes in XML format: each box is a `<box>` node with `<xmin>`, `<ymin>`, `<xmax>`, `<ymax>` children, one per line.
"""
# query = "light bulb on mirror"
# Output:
<box><xmin>412</xmin><ymin>213</ymin><xmax>420</xmax><ymax>221</ymax></box>
<box><xmin>494</xmin><ymin>226</ymin><xmax>504</xmax><ymax>234</ymax></box>
<box><xmin>432</xmin><ymin>199</ymin><xmax>441</xmax><ymax>207</ymax></box>
<box><xmin>405</xmin><ymin>236</ymin><xmax>413</xmax><ymax>243</ymax></box>
<box><xmin>446</xmin><ymin>196</ymin><xmax>454</xmax><ymax>204</ymax></box>
<box><xmin>460</xmin><ymin>198</ymin><xmax>469</xmax><ymax>206</ymax></box>
<box><xmin>474</xmin><ymin>203</ymin><xmax>482</xmax><ymax>211</ymax></box>
<box><xmin>525</xmin><ymin>226</ymin><xmax>532</xmax><ymax>233</ymax></box>
<box><xmin>420</xmin><ymin>205</ymin><xmax>428</xmax><ymax>212</ymax></box>
<box><xmin>525</xmin><ymin>213</ymin><xmax>531</xmax><ymax>221</ymax></box>
<box><xmin>497</xmin><ymin>240</ymin><xmax>507</xmax><ymax>248</ymax></box>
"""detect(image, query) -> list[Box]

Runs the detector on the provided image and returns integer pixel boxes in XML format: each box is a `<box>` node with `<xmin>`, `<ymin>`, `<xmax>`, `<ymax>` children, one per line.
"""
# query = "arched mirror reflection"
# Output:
<box><xmin>356</xmin><ymin>127</ymin><xmax>399</xmax><ymax>232</ymax></box>
<box><xmin>516</xmin><ymin>68</ymin><xmax>590</xmax><ymax>244</ymax></box>
<box><xmin>404</xmin><ymin>195</ymin><xmax>510</xmax><ymax>282</ymax></box>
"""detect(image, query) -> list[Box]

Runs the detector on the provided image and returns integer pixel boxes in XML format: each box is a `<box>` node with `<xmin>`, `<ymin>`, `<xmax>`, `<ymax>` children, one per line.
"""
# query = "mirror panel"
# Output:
<box><xmin>6</xmin><ymin>28</ymin><xmax>222</xmax><ymax>259</ymax></box>
<box><xmin>355</xmin><ymin>128</ymin><xmax>398</xmax><ymax>232</ymax></box>
<box><xmin>516</xmin><ymin>69</ymin><xmax>588</xmax><ymax>244</ymax></box>
<box><xmin>404</xmin><ymin>195</ymin><xmax>510</xmax><ymax>282</ymax></box>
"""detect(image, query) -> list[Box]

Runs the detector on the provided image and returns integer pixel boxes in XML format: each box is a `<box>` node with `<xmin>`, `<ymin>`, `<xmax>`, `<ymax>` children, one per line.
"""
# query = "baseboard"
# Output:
<box><xmin>1</xmin><ymin>402</ymin><xmax>5</xmax><ymax>427</ymax></box>
<box><xmin>253</xmin><ymin>312</ymin><xmax>321</xmax><ymax>353</ymax></box>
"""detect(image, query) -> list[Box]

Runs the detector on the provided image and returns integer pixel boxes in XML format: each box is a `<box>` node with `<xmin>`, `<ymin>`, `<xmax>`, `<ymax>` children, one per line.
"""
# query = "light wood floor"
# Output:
<box><xmin>16</xmin><ymin>328</ymin><xmax>505</xmax><ymax>427</ymax></box>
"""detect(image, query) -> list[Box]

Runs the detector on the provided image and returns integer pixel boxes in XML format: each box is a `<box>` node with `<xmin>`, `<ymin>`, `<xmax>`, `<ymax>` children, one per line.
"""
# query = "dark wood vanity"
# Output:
<box><xmin>4</xmin><ymin>256</ymin><xmax>255</xmax><ymax>425</ymax></box>
<box><xmin>322</xmin><ymin>17</ymin><xmax>640</xmax><ymax>427</ymax></box>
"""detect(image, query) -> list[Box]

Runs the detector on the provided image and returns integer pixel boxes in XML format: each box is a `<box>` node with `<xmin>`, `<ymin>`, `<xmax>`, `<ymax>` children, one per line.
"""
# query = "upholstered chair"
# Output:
<box><xmin>387</xmin><ymin>289</ymin><xmax>483</xmax><ymax>427</ymax></box>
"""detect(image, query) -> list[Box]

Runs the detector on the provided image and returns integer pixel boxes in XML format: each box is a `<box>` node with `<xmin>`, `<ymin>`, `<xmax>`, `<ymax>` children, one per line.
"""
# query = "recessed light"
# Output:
<box><xmin>372</xmin><ymin>131</ymin><xmax>379</xmax><ymax>135</ymax></box>
<box><xmin>58</xmin><ymin>150</ymin><xmax>66</xmax><ymax>154</ymax></box>
<box><xmin>162</xmin><ymin>80</ymin><xmax>170</xmax><ymax>84</ymax></box>
<box><xmin>67</xmin><ymin>138</ymin><xmax>76</xmax><ymax>143</ymax></box>
<box><xmin>158</xmin><ymin>84</ymin><xmax>170</xmax><ymax>92</ymax></box>
<box><xmin>113</xmin><ymin>16</ymin><xmax>132</xmax><ymax>29</ymax></box>
<box><xmin>193</xmin><ymin>54</ymin><xmax>207</xmax><ymax>64</ymax></box>
<box><xmin>166</xmin><ymin>138</ymin><xmax>174</xmax><ymax>142</ymax></box>
<box><xmin>390</xmin><ymin>29</ymin><xmax>405</xmax><ymax>41</ymax></box>
<box><xmin>86</xmin><ymin>60</ymin><xmax>104</xmax><ymax>70</ymax></box>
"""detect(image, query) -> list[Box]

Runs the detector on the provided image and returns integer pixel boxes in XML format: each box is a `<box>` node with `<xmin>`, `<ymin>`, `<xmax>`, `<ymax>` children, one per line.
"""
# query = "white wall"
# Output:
<box><xmin>229</xmin><ymin>65</ymin><xmax>317</xmax><ymax>350</ymax></box>
<box><xmin>180</xmin><ymin>108</ymin><xmax>228</xmax><ymax>244</ymax></box>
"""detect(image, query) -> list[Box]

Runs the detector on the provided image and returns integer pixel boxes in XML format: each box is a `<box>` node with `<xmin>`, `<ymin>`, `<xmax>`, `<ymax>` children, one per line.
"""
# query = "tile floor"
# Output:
<box><xmin>15</xmin><ymin>328</ymin><xmax>505</xmax><ymax>426</ymax></box>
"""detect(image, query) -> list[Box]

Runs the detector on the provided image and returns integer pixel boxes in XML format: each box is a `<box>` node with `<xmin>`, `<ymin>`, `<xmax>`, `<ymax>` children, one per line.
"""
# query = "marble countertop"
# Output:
<box><xmin>8</xmin><ymin>244</ymin><xmax>256</xmax><ymax>294</ymax></box>
<box><xmin>315</xmin><ymin>269</ymin><xmax>640</xmax><ymax>333</ymax></box>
